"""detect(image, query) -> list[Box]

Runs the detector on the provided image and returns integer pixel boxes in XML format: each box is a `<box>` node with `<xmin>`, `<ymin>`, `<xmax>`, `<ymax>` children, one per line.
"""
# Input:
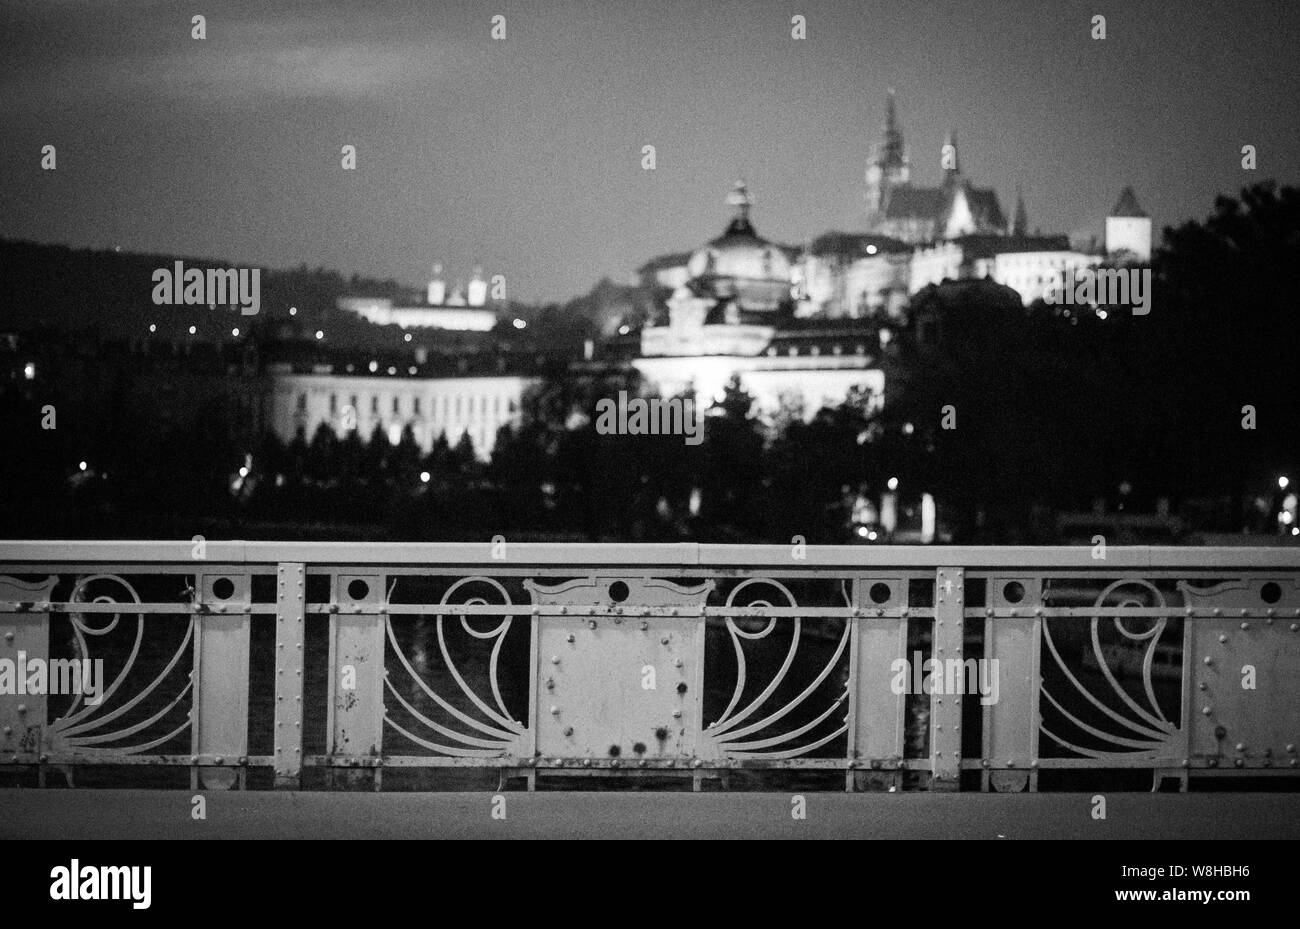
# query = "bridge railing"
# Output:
<box><xmin>1</xmin><ymin>542</ymin><xmax>1296</xmax><ymax>791</ymax></box>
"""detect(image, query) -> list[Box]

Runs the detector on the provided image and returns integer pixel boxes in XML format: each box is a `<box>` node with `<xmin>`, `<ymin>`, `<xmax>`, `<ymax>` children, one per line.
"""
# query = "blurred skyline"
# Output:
<box><xmin>2</xmin><ymin>0</ymin><xmax>1298</xmax><ymax>303</ymax></box>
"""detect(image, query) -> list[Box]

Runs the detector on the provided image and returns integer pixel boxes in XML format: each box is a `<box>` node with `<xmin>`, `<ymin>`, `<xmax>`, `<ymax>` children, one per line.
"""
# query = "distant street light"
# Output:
<box><xmin>1280</xmin><ymin>476</ymin><xmax>1290</xmax><ymax>490</ymax></box>
<box><xmin>887</xmin><ymin>477</ymin><xmax>899</xmax><ymax>491</ymax></box>
<box><xmin>512</xmin><ymin>318</ymin><xmax>527</xmax><ymax>329</ymax></box>
<box><xmin>315</xmin><ymin>330</ymin><xmax>324</xmax><ymax>340</ymax></box>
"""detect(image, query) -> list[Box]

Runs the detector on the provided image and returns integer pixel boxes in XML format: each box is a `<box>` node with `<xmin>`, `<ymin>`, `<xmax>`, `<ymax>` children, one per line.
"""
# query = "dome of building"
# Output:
<box><xmin>685</xmin><ymin>182</ymin><xmax>794</xmax><ymax>312</ymax></box>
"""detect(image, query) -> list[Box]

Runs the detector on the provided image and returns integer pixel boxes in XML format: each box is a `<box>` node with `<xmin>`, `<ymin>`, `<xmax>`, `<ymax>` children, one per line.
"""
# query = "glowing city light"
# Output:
<box><xmin>887</xmin><ymin>477</ymin><xmax>899</xmax><ymax>491</ymax></box>
<box><xmin>23</xmin><ymin>363</ymin><xmax>36</xmax><ymax>380</ymax></box>
<box><xmin>369</xmin><ymin>361</ymin><xmax>378</xmax><ymax>373</ymax></box>
<box><xmin>857</xmin><ymin>526</ymin><xmax>869</xmax><ymax>538</ymax></box>
<box><xmin>238</xmin><ymin>466</ymin><xmax>249</xmax><ymax>478</ymax></box>
<box><xmin>387</xmin><ymin>367</ymin><xmax>396</xmax><ymax>376</ymax></box>
<box><xmin>149</xmin><ymin>324</ymin><xmax>157</xmax><ymax>333</ymax></box>
<box><xmin>512</xmin><ymin>318</ymin><xmax>527</xmax><ymax>329</ymax></box>
<box><xmin>231</xmin><ymin>328</ymin><xmax>240</xmax><ymax>337</ymax></box>
<box><xmin>420</xmin><ymin>471</ymin><xmax>431</xmax><ymax>483</ymax></box>
<box><xmin>618</xmin><ymin>325</ymin><xmax>630</xmax><ymax>335</ymax></box>
<box><xmin>188</xmin><ymin>326</ymin><xmax>197</xmax><ymax>335</ymax></box>
<box><xmin>866</xmin><ymin>244</ymin><xmax>878</xmax><ymax>255</ymax></box>
<box><xmin>315</xmin><ymin>330</ymin><xmax>324</xmax><ymax>340</ymax></box>
<box><xmin>79</xmin><ymin>461</ymin><xmax>87</xmax><ymax>471</ymax></box>
<box><xmin>404</xmin><ymin>333</ymin><xmax>412</xmax><ymax>342</ymax></box>
<box><xmin>1280</xmin><ymin>476</ymin><xmax>1290</xmax><ymax>490</ymax></box>
<box><xmin>289</xmin><ymin>307</ymin><xmax>297</xmax><ymax>316</ymax></box>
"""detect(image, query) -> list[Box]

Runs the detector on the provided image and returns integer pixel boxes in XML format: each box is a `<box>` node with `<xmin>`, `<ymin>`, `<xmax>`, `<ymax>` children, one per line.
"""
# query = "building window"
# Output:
<box><xmin>371</xmin><ymin>396</ymin><xmax>379</xmax><ymax>414</ymax></box>
<box><xmin>329</xmin><ymin>394</ymin><xmax>337</xmax><ymax>414</ymax></box>
<box><xmin>392</xmin><ymin>396</ymin><xmax>400</xmax><ymax>414</ymax></box>
<box><xmin>297</xmin><ymin>393</ymin><xmax>307</xmax><ymax>412</ymax></box>
<box><xmin>413</xmin><ymin>397</ymin><xmax>421</xmax><ymax>415</ymax></box>
<box><xmin>350</xmin><ymin>395</ymin><xmax>358</xmax><ymax>413</ymax></box>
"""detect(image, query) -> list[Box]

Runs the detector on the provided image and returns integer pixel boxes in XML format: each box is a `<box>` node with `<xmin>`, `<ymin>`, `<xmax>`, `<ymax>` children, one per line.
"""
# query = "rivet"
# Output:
<box><xmin>1181</xmin><ymin>759</ymin><xmax>1190</xmax><ymax>768</ymax></box>
<box><xmin>985</xmin><ymin>608</ymin><xmax>994</xmax><ymax>617</ymax></box>
<box><xmin>639</xmin><ymin>621</ymin><xmax>648</xmax><ymax>631</ymax></box>
<box><xmin>565</xmin><ymin>634</ymin><xmax>574</xmax><ymax>643</ymax></box>
<box><xmin>1287</xmin><ymin>744</ymin><xmax>1296</xmax><ymax>753</ymax></box>
<box><xmin>582</xmin><ymin>759</ymin><xmax>591</xmax><ymax>767</ymax></box>
<box><xmin>38</xmin><ymin>754</ymin><xmax>47</xmax><ymax>763</ymax></box>
<box><xmin>1203</xmin><ymin>656</ymin><xmax>1213</xmax><ymax>665</ymax></box>
<box><xmin>1198</xmin><ymin>682</ymin><xmax>1208</xmax><ymax>691</ymax></box>
<box><xmin>1240</xmin><ymin>622</ymin><xmax>1250</xmax><ymax>630</ymax></box>
<box><xmin>661</xmin><ymin>637</ymin><xmax>670</xmax><ymax>645</ymax></box>
<box><xmin>672</xmin><ymin>710</ymin><xmax>682</xmax><ymax>719</ymax></box>
<box><xmin>692</xmin><ymin>759</ymin><xmax>702</xmax><ymax>768</ymax></box>
<box><xmin>981</xmin><ymin>759</ymin><xmax>990</xmax><ymax>768</ymax></box>
<box><xmin>15</xmin><ymin>704</ymin><xmax>25</xmax><ymax>714</ymax></box>
<box><xmin>549</xmin><ymin>706</ymin><xmax>559</xmax><ymax>715</ymax></box>
<box><xmin>1202</xmin><ymin>706</ymin><xmax>1212</xmax><ymax>715</ymax></box>
<box><xmin>1218</xmin><ymin>635</ymin><xmax>1228</xmax><ymax>643</ymax></box>
<box><xmin>545</xmin><ymin>678</ymin><xmax>554</xmax><ymax>690</ymax></box>
<box><xmin>2</xmin><ymin>727</ymin><xmax>9</xmax><ymax>736</ymax></box>
<box><xmin>190</xmin><ymin>755</ymin><xmax>199</xmax><ymax>764</ymax></box>
<box><xmin>1207</xmin><ymin>757</ymin><xmax>1218</xmax><ymax>767</ymax></box>
<box><xmin>563</xmin><ymin>726</ymin><xmax>573</xmax><ymax>737</ymax></box>
<box><xmin>1212</xmin><ymin>608</ymin><xmax>1221</xmax><ymax>617</ymax></box>
<box><xmin>1235</xmin><ymin>743</ymin><xmax>1245</xmax><ymax>752</ymax></box>
<box><xmin>1006</xmin><ymin>759</ymin><xmax>1015</xmax><ymax>767</ymax></box>
<box><xmin>215</xmin><ymin>756</ymin><xmax>224</xmax><ymax>765</ymax></box>
<box><xmin>588</xmin><ymin>620</ymin><xmax>597</xmax><ymax>630</ymax></box>
<box><xmin>673</xmin><ymin>658</ymin><xmax>683</xmax><ymax>668</ymax></box>
<box><xmin>551</xmin><ymin>655</ymin><xmax>560</xmax><ymax>664</ymax></box>
<box><xmin>3</xmin><ymin>632</ymin><xmax>12</xmax><ymax>643</ymax></box>
<box><xmin>1234</xmin><ymin>758</ymin><xmax>1244</xmax><ymax>768</ymax></box>
<box><xmin>559</xmin><ymin>606</ymin><xmax>567</xmax><ymax>614</ymax></box>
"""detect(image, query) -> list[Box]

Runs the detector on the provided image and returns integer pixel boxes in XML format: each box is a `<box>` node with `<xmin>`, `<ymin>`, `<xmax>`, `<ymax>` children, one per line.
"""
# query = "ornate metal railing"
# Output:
<box><xmin>0</xmin><ymin>542</ymin><xmax>1296</xmax><ymax>791</ymax></box>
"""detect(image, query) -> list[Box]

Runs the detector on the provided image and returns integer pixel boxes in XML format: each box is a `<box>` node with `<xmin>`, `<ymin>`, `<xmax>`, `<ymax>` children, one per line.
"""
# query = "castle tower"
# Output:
<box><xmin>467</xmin><ymin>265</ymin><xmax>488</xmax><ymax>306</ymax></box>
<box><xmin>865</xmin><ymin>89</ymin><xmax>910</xmax><ymax>226</ymax></box>
<box><xmin>1106</xmin><ymin>186</ymin><xmax>1151</xmax><ymax>262</ymax></box>
<box><xmin>427</xmin><ymin>262</ymin><xmax>446</xmax><ymax>305</ymax></box>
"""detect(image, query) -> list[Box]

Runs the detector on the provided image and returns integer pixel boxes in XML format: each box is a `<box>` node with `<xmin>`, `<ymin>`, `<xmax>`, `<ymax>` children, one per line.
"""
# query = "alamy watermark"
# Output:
<box><xmin>890</xmin><ymin>653</ymin><xmax>1000</xmax><ymax>705</ymax></box>
<box><xmin>1044</xmin><ymin>267</ymin><xmax>1151</xmax><ymax>315</ymax></box>
<box><xmin>151</xmin><ymin>261</ymin><xmax>260</xmax><ymax>315</ymax></box>
<box><xmin>50</xmin><ymin>860</ymin><xmax>151</xmax><ymax>909</ymax></box>
<box><xmin>594</xmin><ymin>391</ymin><xmax>703</xmax><ymax>446</ymax></box>
<box><xmin>0</xmin><ymin>652</ymin><xmax>104</xmax><ymax>705</ymax></box>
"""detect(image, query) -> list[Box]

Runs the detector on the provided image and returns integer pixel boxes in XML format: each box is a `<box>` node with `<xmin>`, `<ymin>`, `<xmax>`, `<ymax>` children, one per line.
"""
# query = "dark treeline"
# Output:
<box><xmin>0</xmin><ymin>183</ymin><xmax>1295</xmax><ymax>543</ymax></box>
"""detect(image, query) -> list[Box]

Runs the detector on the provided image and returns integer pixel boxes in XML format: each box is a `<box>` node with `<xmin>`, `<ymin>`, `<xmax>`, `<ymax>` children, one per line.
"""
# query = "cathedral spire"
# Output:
<box><xmin>1013</xmin><ymin>185</ymin><xmax>1028</xmax><ymax>237</ymax></box>
<box><xmin>878</xmin><ymin>88</ymin><xmax>905</xmax><ymax>168</ymax></box>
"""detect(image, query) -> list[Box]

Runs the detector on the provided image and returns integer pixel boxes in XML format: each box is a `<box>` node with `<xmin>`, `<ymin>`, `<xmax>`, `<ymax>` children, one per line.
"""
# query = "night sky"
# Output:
<box><xmin>1</xmin><ymin>0</ymin><xmax>1297</xmax><ymax>303</ymax></box>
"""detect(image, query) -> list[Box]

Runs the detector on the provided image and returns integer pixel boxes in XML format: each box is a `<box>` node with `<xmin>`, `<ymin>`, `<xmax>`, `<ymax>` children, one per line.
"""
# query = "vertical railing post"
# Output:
<box><xmin>930</xmin><ymin>567</ymin><xmax>964</xmax><ymax>790</ymax></box>
<box><xmin>326</xmin><ymin>573</ymin><xmax>386</xmax><ymax>789</ymax></box>
<box><xmin>192</xmin><ymin>572</ymin><xmax>251</xmax><ymax>790</ymax></box>
<box><xmin>273</xmin><ymin>562</ymin><xmax>306</xmax><ymax>790</ymax></box>
<box><xmin>983</xmin><ymin>575</ymin><xmax>1042</xmax><ymax>792</ymax></box>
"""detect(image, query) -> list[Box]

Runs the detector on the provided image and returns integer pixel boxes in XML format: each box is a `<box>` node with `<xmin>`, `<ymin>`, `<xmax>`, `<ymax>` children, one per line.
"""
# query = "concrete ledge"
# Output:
<box><xmin>1</xmin><ymin>790</ymin><xmax>1297</xmax><ymax>840</ymax></box>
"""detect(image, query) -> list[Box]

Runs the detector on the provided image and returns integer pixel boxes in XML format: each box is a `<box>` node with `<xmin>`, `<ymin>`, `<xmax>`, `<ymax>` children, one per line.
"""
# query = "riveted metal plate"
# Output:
<box><xmin>0</xmin><ymin>576</ymin><xmax>56</xmax><ymax>758</ymax></box>
<box><xmin>1184</xmin><ymin>578</ymin><xmax>1300</xmax><ymax>766</ymax></box>
<box><xmin>527</xmin><ymin>576</ymin><xmax>712</xmax><ymax>763</ymax></box>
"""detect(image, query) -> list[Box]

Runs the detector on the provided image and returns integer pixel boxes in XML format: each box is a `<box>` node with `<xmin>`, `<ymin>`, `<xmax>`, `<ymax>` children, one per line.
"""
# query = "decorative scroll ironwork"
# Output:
<box><xmin>704</xmin><ymin>578</ymin><xmax>852</xmax><ymax>759</ymax></box>
<box><xmin>1039</xmin><ymin>578</ymin><xmax>1181</xmax><ymax>761</ymax></box>
<box><xmin>382</xmin><ymin>576</ymin><xmax>528</xmax><ymax>758</ymax></box>
<box><xmin>48</xmin><ymin>575</ymin><xmax>194</xmax><ymax>757</ymax></box>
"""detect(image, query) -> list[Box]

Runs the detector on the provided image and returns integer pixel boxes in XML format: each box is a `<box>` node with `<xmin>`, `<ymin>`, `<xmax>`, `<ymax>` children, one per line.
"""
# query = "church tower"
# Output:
<box><xmin>941</xmin><ymin>130</ymin><xmax>961</xmax><ymax>187</ymax></box>
<box><xmin>1106</xmin><ymin>186</ymin><xmax>1151</xmax><ymax>262</ymax></box>
<box><xmin>865</xmin><ymin>90</ymin><xmax>910</xmax><ymax>227</ymax></box>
